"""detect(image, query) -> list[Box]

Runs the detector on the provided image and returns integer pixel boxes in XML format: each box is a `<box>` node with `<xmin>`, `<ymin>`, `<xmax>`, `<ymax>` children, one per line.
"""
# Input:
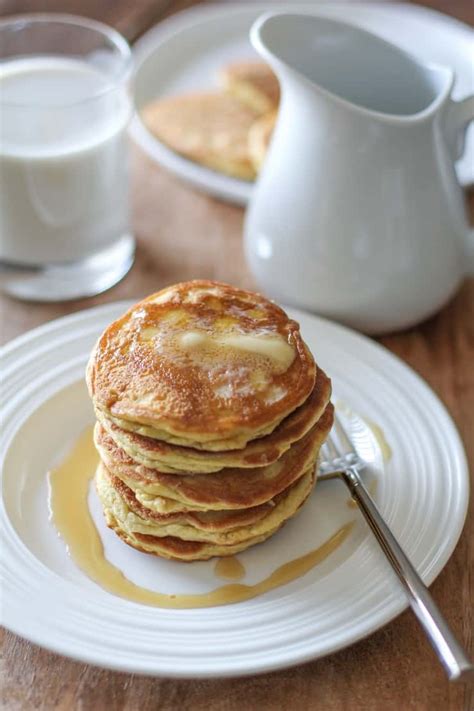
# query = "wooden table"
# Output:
<box><xmin>1</xmin><ymin>2</ymin><xmax>473</xmax><ymax>709</ymax></box>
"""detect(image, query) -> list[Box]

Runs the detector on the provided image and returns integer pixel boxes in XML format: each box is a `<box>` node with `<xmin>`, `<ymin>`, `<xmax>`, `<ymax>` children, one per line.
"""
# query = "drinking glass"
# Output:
<box><xmin>0</xmin><ymin>14</ymin><xmax>135</xmax><ymax>301</ymax></box>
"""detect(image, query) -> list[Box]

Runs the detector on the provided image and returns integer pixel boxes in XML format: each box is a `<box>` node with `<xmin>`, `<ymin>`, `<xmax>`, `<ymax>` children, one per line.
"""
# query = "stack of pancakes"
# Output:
<box><xmin>86</xmin><ymin>281</ymin><xmax>333</xmax><ymax>561</ymax></box>
<box><xmin>141</xmin><ymin>61</ymin><xmax>279</xmax><ymax>180</ymax></box>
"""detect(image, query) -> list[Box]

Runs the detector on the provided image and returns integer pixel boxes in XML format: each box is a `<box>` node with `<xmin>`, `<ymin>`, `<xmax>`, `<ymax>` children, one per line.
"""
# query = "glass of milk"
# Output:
<box><xmin>0</xmin><ymin>15</ymin><xmax>134</xmax><ymax>301</ymax></box>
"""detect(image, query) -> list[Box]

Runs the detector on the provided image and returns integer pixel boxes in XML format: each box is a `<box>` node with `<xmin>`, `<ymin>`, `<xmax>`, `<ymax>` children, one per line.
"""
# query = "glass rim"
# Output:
<box><xmin>0</xmin><ymin>13</ymin><xmax>132</xmax><ymax>108</ymax></box>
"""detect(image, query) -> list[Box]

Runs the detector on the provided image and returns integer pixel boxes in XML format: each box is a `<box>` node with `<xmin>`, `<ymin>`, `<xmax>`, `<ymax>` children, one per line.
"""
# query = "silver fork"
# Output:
<box><xmin>319</xmin><ymin>412</ymin><xmax>474</xmax><ymax>683</ymax></box>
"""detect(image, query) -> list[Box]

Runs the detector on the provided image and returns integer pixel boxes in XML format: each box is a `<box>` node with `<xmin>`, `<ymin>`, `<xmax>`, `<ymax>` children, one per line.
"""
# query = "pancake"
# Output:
<box><xmin>96</xmin><ymin>461</ymin><xmax>314</xmax><ymax>546</ymax></box>
<box><xmin>248</xmin><ymin>110</ymin><xmax>277</xmax><ymax>171</ymax></box>
<box><xmin>88</xmin><ymin>282</ymin><xmax>333</xmax><ymax>561</ymax></box>
<box><xmin>105</xmin><ymin>466</ymin><xmax>300</xmax><ymax>532</ymax></box>
<box><xmin>97</xmin><ymin>369</ymin><xmax>331</xmax><ymax>474</ymax></box>
<box><xmin>105</xmin><ymin>514</ymin><xmax>281</xmax><ymax>561</ymax></box>
<box><xmin>219</xmin><ymin>61</ymin><xmax>280</xmax><ymax>114</ymax></box>
<box><xmin>87</xmin><ymin>281</ymin><xmax>316</xmax><ymax>451</ymax></box>
<box><xmin>94</xmin><ymin>404</ymin><xmax>332</xmax><ymax>513</ymax></box>
<box><xmin>141</xmin><ymin>93</ymin><xmax>258</xmax><ymax>180</ymax></box>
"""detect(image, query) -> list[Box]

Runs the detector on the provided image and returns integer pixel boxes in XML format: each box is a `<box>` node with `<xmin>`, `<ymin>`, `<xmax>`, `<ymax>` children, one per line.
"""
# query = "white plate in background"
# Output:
<box><xmin>1</xmin><ymin>302</ymin><xmax>468</xmax><ymax>676</ymax></box>
<box><xmin>130</xmin><ymin>2</ymin><xmax>474</xmax><ymax>204</ymax></box>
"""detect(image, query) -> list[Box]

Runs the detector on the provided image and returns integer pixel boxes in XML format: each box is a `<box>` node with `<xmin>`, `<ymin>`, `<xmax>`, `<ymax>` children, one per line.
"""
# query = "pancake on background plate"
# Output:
<box><xmin>140</xmin><ymin>59</ymin><xmax>279</xmax><ymax>180</ymax></box>
<box><xmin>218</xmin><ymin>61</ymin><xmax>280</xmax><ymax>115</ymax></box>
<box><xmin>248</xmin><ymin>110</ymin><xmax>277</xmax><ymax>172</ymax></box>
<box><xmin>87</xmin><ymin>281</ymin><xmax>333</xmax><ymax>561</ymax></box>
<box><xmin>141</xmin><ymin>93</ymin><xmax>259</xmax><ymax>180</ymax></box>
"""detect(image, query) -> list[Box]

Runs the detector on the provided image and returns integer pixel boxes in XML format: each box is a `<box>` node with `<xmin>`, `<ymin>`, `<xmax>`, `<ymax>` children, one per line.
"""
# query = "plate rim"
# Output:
<box><xmin>1</xmin><ymin>301</ymin><xmax>470</xmax><ymax>677</ymax></box>
<box><xmin>129</xmin><ymin>1</ymin><xmax>474</xmax><ymax>204</ymax></box>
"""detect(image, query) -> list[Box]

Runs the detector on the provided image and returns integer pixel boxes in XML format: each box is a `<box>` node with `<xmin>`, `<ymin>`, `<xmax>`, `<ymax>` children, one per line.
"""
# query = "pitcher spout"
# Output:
<box><xmin>250</xmin><ymin>12</ymin><xmax>452</xmax><ymax>121</ymax></box>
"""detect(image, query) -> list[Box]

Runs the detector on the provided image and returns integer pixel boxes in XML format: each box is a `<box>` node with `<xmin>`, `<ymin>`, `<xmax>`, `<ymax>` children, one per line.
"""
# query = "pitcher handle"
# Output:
<box><xmin>446</xmin><ymin>95</ymin><xmax>474</xmax><ymax>161</ymax></box>
<box><xmin>445</xmin><ymin>96</ymin><xmax>474</xmax><ymax>273</ymax></box>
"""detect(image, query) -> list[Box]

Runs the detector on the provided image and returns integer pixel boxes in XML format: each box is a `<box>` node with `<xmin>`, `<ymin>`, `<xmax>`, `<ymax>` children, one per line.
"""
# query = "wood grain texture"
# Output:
<box><xmin>2</xmin><ymin>0</ymin><xmax>473</xmax><ymax>36</ymax></box>
<box><xmin>0</xmin><ymin>0</ymin><xmax>174</xmax><ymax>43</ymax></box>
<box><xmin>0</xmin><ymin>2</ymin><xmax>473</xmax><ymax>710</ymax></box>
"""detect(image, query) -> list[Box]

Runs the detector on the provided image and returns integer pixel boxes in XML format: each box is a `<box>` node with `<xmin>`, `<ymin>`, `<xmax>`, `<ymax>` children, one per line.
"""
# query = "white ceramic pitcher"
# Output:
<box><xmin>244</xmin><ymin>13</ymin><xmax>474</xmax><ymax>334</ymax></box>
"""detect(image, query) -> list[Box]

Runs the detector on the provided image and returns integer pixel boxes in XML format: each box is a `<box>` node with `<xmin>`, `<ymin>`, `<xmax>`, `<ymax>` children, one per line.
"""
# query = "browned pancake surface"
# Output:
<box><xmin>106</xmin><ymin>518</ymin><xmax>280</xmax><ymax>562</ymax></box>
<box><xmin>99</xmin><ymin>369</ymin><xmax>331</xmax><ymax>472</ymax></box>
<box><xmin>106</xmin><ymin>467</ymin><xmax>300</xmax><ymax>532</ymax></box>
<box><xmin>95</xmin><ymin>404</ymin><xmax>332</xmax><ymax>510</ymax></box>
<box><xmin>87</xmin><ymin>281</ymin><xmax>316</xmax><ymax>449</ymax></box>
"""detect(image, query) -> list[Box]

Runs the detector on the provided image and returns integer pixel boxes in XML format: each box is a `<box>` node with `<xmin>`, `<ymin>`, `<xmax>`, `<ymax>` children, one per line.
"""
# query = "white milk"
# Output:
<box><xmin>0</xmin><ymin>57</ymin><xmax>131</xmax><ymax>265</ymax></box>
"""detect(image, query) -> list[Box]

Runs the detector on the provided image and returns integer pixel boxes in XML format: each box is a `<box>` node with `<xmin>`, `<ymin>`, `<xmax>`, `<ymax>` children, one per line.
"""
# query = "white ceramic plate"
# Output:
<box><xmin>0</xmin><ymin>302</ymin><xmax>469</xmax><ymax>677</ymax></box>
<box><xmin>130</xmin><ymin>2</ymin><xmax>474</xmax><ymax>205</ymax></box>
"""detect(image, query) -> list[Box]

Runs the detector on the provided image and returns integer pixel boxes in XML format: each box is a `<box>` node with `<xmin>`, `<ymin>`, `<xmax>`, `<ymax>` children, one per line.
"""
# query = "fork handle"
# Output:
<box><xmin>343</xmin><ymin>467</ymin><xmax>474</xmax><ymax>683</ymax></box>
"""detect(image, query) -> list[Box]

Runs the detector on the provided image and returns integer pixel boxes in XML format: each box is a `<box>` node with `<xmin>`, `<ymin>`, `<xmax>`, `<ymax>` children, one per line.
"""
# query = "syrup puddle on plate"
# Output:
<box><xmin>214</xmin><ymin>556</ymin><xmax>246</xmax><ymax>581</ymax></box>
<box><xmin>365</xmin><ymin>418</ymin><xmax>392</xmax><ymax>463</ymax></box>
<box><xmin>48</xmin><ymin>427</ymin><xmax>354</xmax><ymax>608</ymax></box>
<box><xmin>336</xmin><ymin>400</ymin><xmax>392</xmax><ymax>464</ymax></box>
<box><xmin>334</xmin><ymin>400</ymin><xmax>391</xmax><ymax>509</ymax></box>
<box><xmin>347</xmin><ymin>480</ymin><xmax>378</xmax><ymax>508</ymax></box>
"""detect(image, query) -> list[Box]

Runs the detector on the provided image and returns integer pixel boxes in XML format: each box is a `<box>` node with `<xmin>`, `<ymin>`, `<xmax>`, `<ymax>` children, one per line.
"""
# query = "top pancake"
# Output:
<box><xmin>87</xmin><ymin>281</ymin><xmax>316</xmax><ymax>450</ymax></box>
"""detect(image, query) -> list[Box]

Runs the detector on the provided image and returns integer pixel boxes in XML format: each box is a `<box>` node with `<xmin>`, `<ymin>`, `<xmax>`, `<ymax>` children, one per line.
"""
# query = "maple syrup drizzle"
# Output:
<box><xmin>48</xmin><ymin>427</ymin><xmax>353</xmax><ymax>608</ymax></box>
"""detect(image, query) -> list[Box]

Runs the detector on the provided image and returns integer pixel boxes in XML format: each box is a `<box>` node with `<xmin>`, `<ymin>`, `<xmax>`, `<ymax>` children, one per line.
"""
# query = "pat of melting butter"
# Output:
<box><xmin>151</xmin><ymin>291</ymin><xmax>174</xmax><ymax>305</ymax></box>
<box><xmin>180</xmin><ymin>331</ymin><xmax>207</xmax><ymax>349</ymax></box>
<box><xmin>177</xmin><ymin>330</ymin><xmax>295</xmax><ymax>371</ymax></box>
<box><xmin>140</xmin><ymin>311</ymin><xmax>190</xmax><ymax>341</ymax></box>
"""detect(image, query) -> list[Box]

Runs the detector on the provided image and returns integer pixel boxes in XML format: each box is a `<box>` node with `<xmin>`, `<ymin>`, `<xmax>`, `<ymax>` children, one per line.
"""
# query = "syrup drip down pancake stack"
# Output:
<box><xmin>86</xmin><ymin>281</ymin><xmax>333</xmax><ymax>561</ymax></box>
